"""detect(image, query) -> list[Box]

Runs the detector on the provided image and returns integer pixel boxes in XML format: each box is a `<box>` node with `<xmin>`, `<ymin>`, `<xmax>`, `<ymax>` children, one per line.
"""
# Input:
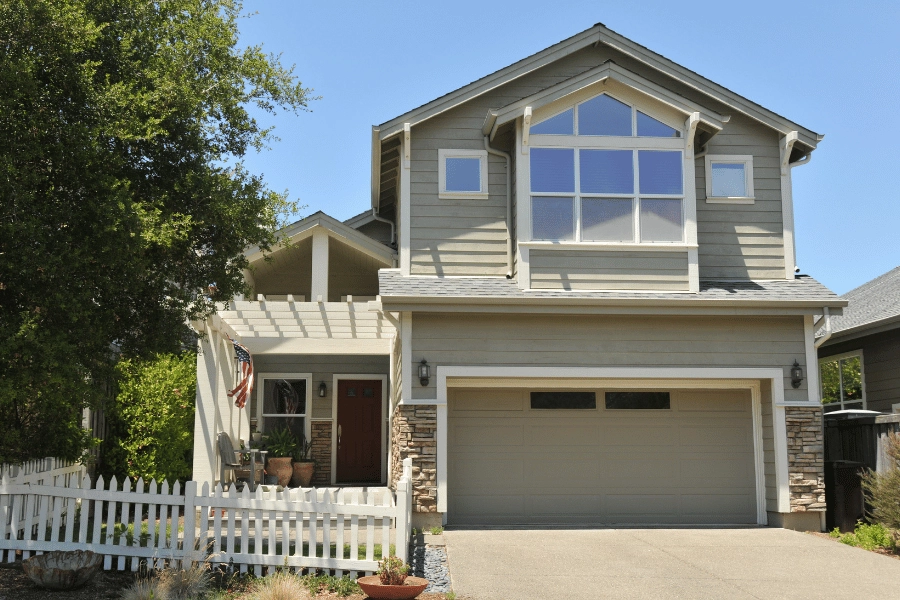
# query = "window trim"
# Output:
<box><xmin>705</xmin><ymin>154</ymin><xmax>755</xmax><ymax>204</ymax></box>
<box><xmin>818</xmin><ymin>350</ymin><xmax>866</xmax><ymax>411</ymax></box>
<box><xmin>438</xmin><ymin>149</ymin><xmax>489</xmax><ymax>200</ymax></box>
<box><xmin>256</xmin><ymin>372</ymin><xmax>313</xmax><ymax>442</ymax></box>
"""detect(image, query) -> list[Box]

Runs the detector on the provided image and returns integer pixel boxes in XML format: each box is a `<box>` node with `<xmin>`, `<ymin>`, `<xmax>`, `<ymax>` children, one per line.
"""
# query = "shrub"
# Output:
<box><xmin>377</xmin><ymin>555</ymin><xmax>408</xmax><ymax>586</ymax></box>
<box><xmin>156</xmin><ymin>563</ymin><xmax>212</xmax><ymax>599</ymax></box>
<box><xmin>298</xmin><ymin>573</ymin><xmax>361</xmax><ymax>597</ymax></box>
<box><xmin>120</xmin><ymin>578</ymin><xmax>158</xmax><ymax>600</ymax></box>
<box><xmin>102</xmin><ymin>352</ymin><xmax>196</xmax><ymax>483</ymax></box>
<box><xmin>830</xmin><ymin>521</ymin><xmax>895</xmax><ymax>551</ymax></box>
<box><xmin>862</xmin><ymin>431</ymin><xmax>900</xmax><ymax>530</ymax></box>
<box><xmin>250</xmin><ymin>571</ymin><xmax>304</xmax><ymax>600</ymax></box>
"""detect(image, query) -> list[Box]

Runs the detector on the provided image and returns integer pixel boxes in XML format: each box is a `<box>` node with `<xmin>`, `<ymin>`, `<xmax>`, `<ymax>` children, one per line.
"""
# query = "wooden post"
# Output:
<box><xmin>396</xmin><ymin>457</ymin><xmax>412</xmax><ymax>564</ymax></box>
<box><xmin>182</xmin><ymin>481</ymin><xmax>197</xmax><ymax>568</ymax></box>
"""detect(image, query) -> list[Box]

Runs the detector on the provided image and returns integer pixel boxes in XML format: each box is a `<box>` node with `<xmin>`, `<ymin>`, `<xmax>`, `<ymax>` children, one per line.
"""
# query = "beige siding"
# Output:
<box><xmin>252</xmin><ymin>237</ymin><xmax>312</xmax><ymax>300</ymax></box>
<box><xmin>252</xmin><ymin>354</ymin><xmax>389</xmax><ymax>419</ymax></box>
<box><xmin>410</xmin><ymin>313</ymin><xmax>808</xmax><ymax>404</ymax></box>
<box><xmin>405</xmin><ymin>44</ymin><xmax>787</xmax><ymax>281</ymax></box>
<box><xmin>697</xmin><ymin>114</ymin><xmax>785</xmax><ymax>279</ymax></box>
<box><xmin>327</xmin><ymin>238</ymin><xmax>385</xmax><ymax>302</ymax></box>
<box><xmin>530</xmin><ymin>250</ymin><xmax>689</xmax><ymax>291</ymax></box>
<box><xmin>820</xmin><ymin>330</ymin><xmax>900</xmax><ymax>413</ymax></box>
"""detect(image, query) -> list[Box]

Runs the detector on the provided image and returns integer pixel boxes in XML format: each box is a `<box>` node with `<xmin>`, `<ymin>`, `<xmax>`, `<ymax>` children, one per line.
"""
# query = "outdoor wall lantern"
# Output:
<box><xmin>318</xmin><ymin>381</ymin><xmax>328</xmax><ymax>397</ymax></box>
<box><xmin>418</xmin><ymin>359</ymin><xmax>431</xmax><ymax>387</ymax></box>
<box><xmin>791</xmin><ymin>360</ymin><xmax>804</xmax><ymax>389</ymax></box>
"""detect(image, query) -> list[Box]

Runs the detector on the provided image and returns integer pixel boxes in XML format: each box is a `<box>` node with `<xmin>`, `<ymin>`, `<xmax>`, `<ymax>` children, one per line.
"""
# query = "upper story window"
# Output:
<box><xmin>820</xmin><ymin>352</ymin><xmax>865</xmax><ymax>412</ymax></box>
<box><xmin>439</xmin><ymin>149</ymin><xmax>488</xmax><ymax>199</ymax></box>
<box><xmin>705</xmin><ymin>155</ymin><xmax>754</xmax><ymax>203</ymax></box>
<box><xmin>528</xmin><ymin>93</ymin><xmax>684</xmax><ymax>244</ymax></box>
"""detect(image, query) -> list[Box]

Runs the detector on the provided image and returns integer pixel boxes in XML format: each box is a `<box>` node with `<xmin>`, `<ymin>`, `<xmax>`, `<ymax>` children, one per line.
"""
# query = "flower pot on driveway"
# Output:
<box><xmin>357</xmin><ymin>576</ymin><xmax>429</xmax><ymax>599</ymax></box>
<box><xmin>290</xmin><ymin>460</ymin><xmax>315</xmax><ymax>487</ymax></box>
<box><xmin>266</xmin><ymin>457</ymin><xmax>293</xmax><ymax>487</ymax></box>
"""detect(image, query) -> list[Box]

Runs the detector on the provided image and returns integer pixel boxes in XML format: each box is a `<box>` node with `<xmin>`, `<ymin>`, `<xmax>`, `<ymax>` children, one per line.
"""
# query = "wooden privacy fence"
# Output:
<box><xmin>0</xmin><ymin>458</ymin><xmax>413</xmax><ymax>577</ymax></box>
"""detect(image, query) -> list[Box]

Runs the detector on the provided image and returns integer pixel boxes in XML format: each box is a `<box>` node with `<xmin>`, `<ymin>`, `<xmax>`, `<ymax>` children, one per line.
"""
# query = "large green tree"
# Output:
<box><xmin>0</xmin><ymin>0</ymin><xmax>312</xmax><ymax>463</ymax></box>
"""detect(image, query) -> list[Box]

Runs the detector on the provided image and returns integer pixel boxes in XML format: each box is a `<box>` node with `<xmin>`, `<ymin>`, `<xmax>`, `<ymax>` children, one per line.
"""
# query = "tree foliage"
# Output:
<box><xmin>102</xmin><ymin>352</ymin><xmax>197</xmax><ymax>483</ymax></box>
<box><xmin>0</xmin><ymin>0</ymin><xmax>312</xmax><ymax>463</ymax></box>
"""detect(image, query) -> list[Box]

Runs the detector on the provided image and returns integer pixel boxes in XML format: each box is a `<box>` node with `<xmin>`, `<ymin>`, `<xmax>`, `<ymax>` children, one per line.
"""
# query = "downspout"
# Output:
<box><xmin>814</xmin><ymin>307</ymin><xmax>832</xmax><ymax>349</ymax></box>
<box><xmin>370</xmin><ymin>208</ymin><xmax>396</xmax><ymax>248</ymax></box>
<box><xmin>484</xmin><ymin>136</ymin><xmax>513</xmax><ymax>278</ymax></box>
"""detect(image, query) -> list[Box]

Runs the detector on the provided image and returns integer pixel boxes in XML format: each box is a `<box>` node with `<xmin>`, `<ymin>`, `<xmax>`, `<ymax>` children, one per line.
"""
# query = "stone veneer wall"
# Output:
<box><xmin>786</xmin><ymin>406</ymin><xmax>826</xmax><ymax>512</ymax></box>
<box><xmin>390</xmin><ymin>405</ymin><xmax>437</xmax><ymax>512</ymax></box>
<box><xmin>310</xmin><ymin>421</ymin><xmax>332</xmax><ymax>486</ymax></box>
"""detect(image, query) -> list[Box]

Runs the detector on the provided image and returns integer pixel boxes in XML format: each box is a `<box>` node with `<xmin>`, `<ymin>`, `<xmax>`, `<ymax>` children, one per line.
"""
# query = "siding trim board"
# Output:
<box><xmin>409</xmin><ymin>366</ymin><xmax>799</xmax><ymax>525</ymax></box>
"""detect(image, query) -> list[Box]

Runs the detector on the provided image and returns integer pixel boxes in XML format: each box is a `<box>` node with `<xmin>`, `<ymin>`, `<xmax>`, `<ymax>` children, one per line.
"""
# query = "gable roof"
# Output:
<box><xmin>375</xmin><ymin>23</ymin><xmax>822</xmax><ymax>147</ymax></box>
<box><xmin>244</xmin><ymin>211</ymin><xmax>396</xmax><ymax>265</ymax></box>
<box><xmin>824</xmin><ymin>266</ymin><xmax>900</xmax><ymax>340</ymax></box>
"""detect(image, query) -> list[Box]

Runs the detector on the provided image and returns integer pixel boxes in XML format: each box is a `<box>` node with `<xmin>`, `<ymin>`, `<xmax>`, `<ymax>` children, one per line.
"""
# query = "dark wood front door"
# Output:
<box><xmin>336</xmin><ymin>379</ymin><xmax>382</xmax><ymax>483</ymax></box>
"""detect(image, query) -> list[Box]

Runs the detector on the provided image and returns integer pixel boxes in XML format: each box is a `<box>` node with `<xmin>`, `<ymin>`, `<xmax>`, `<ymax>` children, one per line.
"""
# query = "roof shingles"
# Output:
<box><xmin>828</xmin><ymin>266</ymin><xmax>900</xmax><ymax>335</ymax></box>
<box><xmin>378</xmin><ymin>271</ymin><xmax>842</xmax><ymax>305</ymax></box>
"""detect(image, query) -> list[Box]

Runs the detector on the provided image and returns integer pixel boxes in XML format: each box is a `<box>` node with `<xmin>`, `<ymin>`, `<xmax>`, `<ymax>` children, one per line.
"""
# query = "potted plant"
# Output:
<box><xmin>251</xmin><ymin>424</ymin><xmax>263</xmax><ymax>444</ymax></box>
<box><xmin>290</xmin><ymin>435</ymin><xmax>315</xmax><ymax>487</ymax></box>
<box><xmin>263</xmin><ymin>427</ymin><xmax>296</xmax><ymax>486</ymax></box>
<box><xmin>357</xmin><ymin>556</ymin><xmax>428</xmax><ymax>600</ymax></box>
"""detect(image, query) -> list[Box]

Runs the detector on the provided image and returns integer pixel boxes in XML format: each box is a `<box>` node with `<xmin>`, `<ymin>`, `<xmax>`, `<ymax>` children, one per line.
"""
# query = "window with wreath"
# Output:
<box><xmin>529</xmin><ymin>93</ymin><xmax>685</xmax><ymax>244</ymax></box>
<box><xmin>819</xmin><ymin>352</ymin><xmax>864</xmax><ymax>412</ymax></box>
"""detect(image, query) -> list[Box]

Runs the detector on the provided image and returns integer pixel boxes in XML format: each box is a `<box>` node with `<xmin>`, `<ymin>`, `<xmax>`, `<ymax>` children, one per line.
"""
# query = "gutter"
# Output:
<box><xmin>814</xmin><ymin>307</ymin><xmax>832</xmax><ymax>349</ymax></box>
<box><xmin>484</xmin><ymin>136</ymin><xmax>514</xmax><ymax>278</ymax></box>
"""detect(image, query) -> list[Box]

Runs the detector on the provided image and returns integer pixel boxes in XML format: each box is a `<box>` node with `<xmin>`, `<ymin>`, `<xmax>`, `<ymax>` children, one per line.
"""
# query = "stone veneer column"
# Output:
<box><xmin>310</xmin><ymin>422</ymin><xmax>332</xmax><ymax>486</ymax></box>
<box><xmin>390</xmin><ymin>405</ymin><xmax>437</xmax><ymax>512</ymax></box>
<box><xmin>785</xmin><ymin>406</ymin><xmax>826</xmax><ymax>512</ymax></box>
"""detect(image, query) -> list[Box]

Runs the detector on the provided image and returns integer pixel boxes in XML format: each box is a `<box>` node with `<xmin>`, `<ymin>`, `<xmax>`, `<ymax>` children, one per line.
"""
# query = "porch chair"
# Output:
<box><xmin>216</xmin><ymin>432</ymin><xmax>263</xmax><ymax>489</ymax></box>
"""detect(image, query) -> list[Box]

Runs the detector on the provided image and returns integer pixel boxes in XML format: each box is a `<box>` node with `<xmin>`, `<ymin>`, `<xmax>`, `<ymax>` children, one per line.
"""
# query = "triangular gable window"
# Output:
<box><xmin>637</xmin><ymin>111</ymin><xmax>679</xmax><ymax>138</ymax></box>
<box><xmin>530</xmin><ymin>108</ymin><xmax>573</xmax><ymax>135</ymax></box>
<box><xmin>530</xmin><ymin>93</ymin><xmax>681</xmax><ymax>138</ymax></box>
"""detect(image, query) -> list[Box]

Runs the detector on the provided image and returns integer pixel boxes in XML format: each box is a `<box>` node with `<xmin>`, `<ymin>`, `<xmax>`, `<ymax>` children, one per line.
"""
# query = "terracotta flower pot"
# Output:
<box><xmin>357</xmin><ymin>576</ymin><xmax>429</xmax><ymax>600</ymax></box>
<box><xmin>266</xmin><ymin>456</ymin><xmax>293</xmax><ymax>486</ymax></box>
<box><xmin>290</xmin><ymin>461</ymin><xmax>315</xmax><ymax>487</ymax></box>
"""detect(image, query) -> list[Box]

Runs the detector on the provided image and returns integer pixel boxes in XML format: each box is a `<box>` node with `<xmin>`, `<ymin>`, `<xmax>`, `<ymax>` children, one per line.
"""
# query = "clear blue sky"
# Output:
<box><xmin>237</xmin><ymin>0</ymin><xmax>899</xmax><ymax>295</ymax></box>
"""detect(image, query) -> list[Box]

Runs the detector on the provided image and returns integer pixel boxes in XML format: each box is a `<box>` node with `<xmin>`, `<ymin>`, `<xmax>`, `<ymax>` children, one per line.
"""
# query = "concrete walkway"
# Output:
<box><xmin>444</xmin><ymin>528</ymin><xmax>900</xmax><ymax>599</ymax></box>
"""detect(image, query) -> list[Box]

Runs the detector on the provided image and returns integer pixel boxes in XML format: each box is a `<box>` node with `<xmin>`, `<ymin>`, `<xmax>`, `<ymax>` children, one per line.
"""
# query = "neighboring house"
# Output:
<box><xmin>817</xmin><ymin>266</ymin><xmax>900</xmax><ymax>414</ymax></box>
<box><xmin>192</xmin><ymin>23</ymin><xmax>847</xmax><ymax>531</ymax></box>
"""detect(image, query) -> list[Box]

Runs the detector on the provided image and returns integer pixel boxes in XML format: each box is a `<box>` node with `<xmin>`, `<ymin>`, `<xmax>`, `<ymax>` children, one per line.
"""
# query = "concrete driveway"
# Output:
<box><xmin>444</xmin><ymin>528</ymin><xmax>900</xmax><ymax>599</ymax></box>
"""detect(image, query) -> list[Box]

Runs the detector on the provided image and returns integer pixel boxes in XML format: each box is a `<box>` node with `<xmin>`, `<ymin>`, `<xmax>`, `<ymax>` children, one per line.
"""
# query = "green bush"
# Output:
<box><xmin>862</xmin><ymin>432</ymin><xmax>900</xmax><ymax>529</ymax></box>
<box><xmin>102</xmin><ymin>353</ymin><xmax>196</xmax><ymax>483</ymax></box>
<box><xmin>830</xmin><ymin>521</ymin><xmax>895</xmax><ymax>551</ymax></box>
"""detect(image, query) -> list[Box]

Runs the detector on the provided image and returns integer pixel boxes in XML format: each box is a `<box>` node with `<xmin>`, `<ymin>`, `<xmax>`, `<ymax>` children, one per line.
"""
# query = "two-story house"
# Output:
<box><xmin>192</xmin><ymin>23</ymin><xmax>846</xmax><ymax>531</ymax></box>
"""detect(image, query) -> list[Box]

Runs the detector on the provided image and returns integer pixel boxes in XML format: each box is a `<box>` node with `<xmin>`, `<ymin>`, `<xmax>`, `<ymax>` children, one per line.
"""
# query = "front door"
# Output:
<box><xmin>336</xmin><ymin>379</ymin><xmax>382</xmax><ymax>483</ymax></box>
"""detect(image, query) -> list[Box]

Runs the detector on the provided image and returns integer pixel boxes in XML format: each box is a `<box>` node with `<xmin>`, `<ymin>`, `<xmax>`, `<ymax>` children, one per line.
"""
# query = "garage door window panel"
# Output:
<box><xmin>605</xmin><ymin>391</ymin><xmax>671</xmax><ymax>410</ymax></box>
<box><xmin>530</xmin><ymin>391</ymin><xmax>597</xmax><ymax>409</ymax></box>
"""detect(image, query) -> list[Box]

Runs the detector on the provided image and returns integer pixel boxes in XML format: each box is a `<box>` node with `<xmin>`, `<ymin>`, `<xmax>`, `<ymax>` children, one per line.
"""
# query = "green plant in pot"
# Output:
<box><xmin>357</xmin><ymin>556</ymin><xmax>428</xmax><ymax>599</ymax></box>
<box><xmin>264</xmin><ymin>427</ymin><xmax>296</xmax><ymax>487</ymax></box>
<box><xmin>290</xmin><ymin>435</ymin><xmax>316</xmax><ymax>487</ymax></box>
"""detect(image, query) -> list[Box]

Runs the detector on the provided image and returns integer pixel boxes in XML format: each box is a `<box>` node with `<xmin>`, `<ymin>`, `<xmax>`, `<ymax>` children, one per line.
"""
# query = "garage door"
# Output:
<box><xmin>448</xmin><ymin>387</ymin><xmax>757</xmax><ymax>525</ymax></box>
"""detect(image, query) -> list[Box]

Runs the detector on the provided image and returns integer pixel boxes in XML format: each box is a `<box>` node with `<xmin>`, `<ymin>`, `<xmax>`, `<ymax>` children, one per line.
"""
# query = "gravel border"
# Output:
<box><xmin>409</xmin><ymin>539</ymin><xmax>451</xmax><ymax>593</ymax></box>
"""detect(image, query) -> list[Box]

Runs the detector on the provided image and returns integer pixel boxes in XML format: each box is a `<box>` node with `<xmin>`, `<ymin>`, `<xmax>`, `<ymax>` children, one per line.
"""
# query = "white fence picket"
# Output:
<box><xmin>1</xmin><ymin>474</ymin><xmax>412</xmax><ymax>575</ymax></box>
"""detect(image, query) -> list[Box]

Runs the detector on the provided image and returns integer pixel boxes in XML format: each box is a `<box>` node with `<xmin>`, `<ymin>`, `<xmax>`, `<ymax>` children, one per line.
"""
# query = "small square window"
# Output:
<box><xmin>439</xmin><ymin>149</ymin><xmax>488</xmax><ymax>199</ymax></box>
<box><xmin>705</xmin><ymin>155</ymin><xmax>754</xmax><ymax>203</ymax></box>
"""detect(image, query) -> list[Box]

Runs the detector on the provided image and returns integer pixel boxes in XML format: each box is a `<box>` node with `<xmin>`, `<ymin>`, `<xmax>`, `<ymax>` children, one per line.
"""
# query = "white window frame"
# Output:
<box><xmin>256</xmin><ymin>372</ymin><xmax>313</xmax><ymax>443</ymax></box>
<box><xmin>526</xmin><ymin>92</ymin><xmax>687</xmax><ymax>246</ymax></box>
<box><xmin>818</xmin><ymin>351</ymin><xmax>866</xmax><ymax>411</ymax></box>
<box><xmin>438</xmin><ymin>149</ymin><xmax>489</xmax><ymax>200</ymax></box>
<box><xmin>705</xmin><ymin>154</ymin><xmax>755</xmax><ymax>204</ymax></box>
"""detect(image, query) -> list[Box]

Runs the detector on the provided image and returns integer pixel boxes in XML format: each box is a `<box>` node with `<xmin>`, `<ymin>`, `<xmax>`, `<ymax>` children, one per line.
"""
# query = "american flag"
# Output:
<box><xmin>226</xmin><ymin>337</ymin><xmax>253</xmax><ymax>409</ymax></box>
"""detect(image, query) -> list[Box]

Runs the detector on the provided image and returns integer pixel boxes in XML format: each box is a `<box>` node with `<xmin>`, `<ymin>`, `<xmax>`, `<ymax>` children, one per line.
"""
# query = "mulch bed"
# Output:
<box><xmin>0</xmin><ymin>564</ymin><xmax>136</xmax><ymax>600</ymax></box>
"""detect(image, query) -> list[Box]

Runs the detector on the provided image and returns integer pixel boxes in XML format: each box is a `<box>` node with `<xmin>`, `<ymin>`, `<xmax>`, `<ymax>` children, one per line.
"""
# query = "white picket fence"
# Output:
<box><xmin>0</xmin><ymin>458</ymin><xmax>413</xmax><ymax>577</ymax></box>
<box><xmin>0</xmin><ymin>457</ymin><xmax>86</xmax><ymax>487</ymax></box>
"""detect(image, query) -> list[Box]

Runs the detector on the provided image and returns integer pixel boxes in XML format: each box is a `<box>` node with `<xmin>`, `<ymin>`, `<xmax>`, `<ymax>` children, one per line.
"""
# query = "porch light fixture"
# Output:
<box><xmin>418</xmin><ymin>359</ymin><xmax>431</xmax><ymax>387</ymax></box>
<box><xmin>791</xmin><ymin>360</ymin><xmax>804</xmax><ymax>389</ymax></box>
<box><xmin>318</xmin><ymin>381</ymin><xmax>328</xmax><ymax>397</ymax></box>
